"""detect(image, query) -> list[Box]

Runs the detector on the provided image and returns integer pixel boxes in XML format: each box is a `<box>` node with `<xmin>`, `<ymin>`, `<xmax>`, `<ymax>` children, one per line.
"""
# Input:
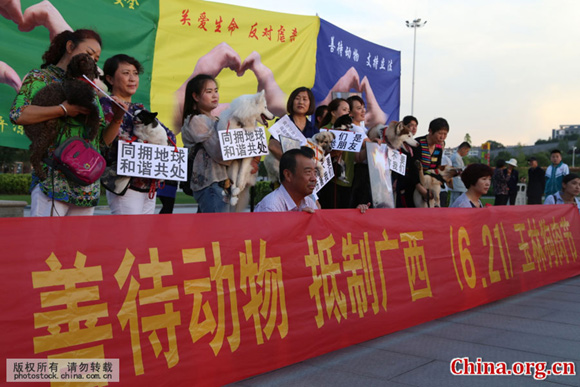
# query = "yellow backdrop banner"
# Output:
<box><xmin>151</xmin><ymin>0</ymin><xmax>320</xmax><ymax>134</ymax></box>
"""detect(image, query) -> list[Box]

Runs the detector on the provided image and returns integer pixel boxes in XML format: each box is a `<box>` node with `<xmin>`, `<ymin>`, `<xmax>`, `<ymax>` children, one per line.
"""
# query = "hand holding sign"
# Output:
<box><xmin>322</xmin><ymin>129</ymin><xmax>364</xmax><ymax>152</ymax></box>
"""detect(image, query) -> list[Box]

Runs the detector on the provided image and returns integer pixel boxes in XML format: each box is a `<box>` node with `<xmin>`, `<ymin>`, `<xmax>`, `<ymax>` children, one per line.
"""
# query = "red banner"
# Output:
<box><xmin>1</xmin><ymin>205</ymin><xmax>579</xmax><ymax>386</ymax></box>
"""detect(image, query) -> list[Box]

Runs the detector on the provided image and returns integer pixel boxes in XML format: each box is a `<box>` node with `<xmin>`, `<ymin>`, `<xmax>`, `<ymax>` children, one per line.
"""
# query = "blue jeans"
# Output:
<box><xmin>193</xmin><ymin>182</ymin><xmax>227</xmax><ymax>213</ymax></box>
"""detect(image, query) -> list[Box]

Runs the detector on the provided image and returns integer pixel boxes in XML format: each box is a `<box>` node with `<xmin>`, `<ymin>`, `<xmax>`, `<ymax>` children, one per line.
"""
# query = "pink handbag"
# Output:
<box><xmin>50</xmin><ymin>137</ymin><xmax>106</xmax><ymax>186</ymax></box>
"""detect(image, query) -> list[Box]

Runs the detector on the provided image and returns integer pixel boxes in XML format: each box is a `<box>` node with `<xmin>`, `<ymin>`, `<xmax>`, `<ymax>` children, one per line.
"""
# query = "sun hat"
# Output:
<box><xmin>506</xmin><ymin>158</ymin><xmax>518</xmax><ymax>167</ymax></box>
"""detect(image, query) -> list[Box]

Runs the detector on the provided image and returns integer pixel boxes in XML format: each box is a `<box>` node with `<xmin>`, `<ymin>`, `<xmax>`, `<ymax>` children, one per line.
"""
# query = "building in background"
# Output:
<box><xmin>552</xmin><ymin>125</ymin><xmax>580</xmax><ymax>140</ymax></box>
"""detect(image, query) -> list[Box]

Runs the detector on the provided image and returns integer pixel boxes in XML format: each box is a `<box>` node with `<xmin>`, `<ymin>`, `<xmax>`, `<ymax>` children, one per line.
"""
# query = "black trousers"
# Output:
<box><xmin>495</xmin><ymin>194</ymin><xmax>509</xmax><ymax>206</ymax></box>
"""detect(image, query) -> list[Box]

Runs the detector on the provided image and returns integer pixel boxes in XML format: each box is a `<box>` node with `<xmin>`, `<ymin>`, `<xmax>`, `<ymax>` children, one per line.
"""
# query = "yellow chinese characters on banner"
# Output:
<box><xmin>3</xmin><ymin>205</ymin><xmax>580</xmax><ymax>386</ymax></box>
<box><xmin>151</xmin><ymin>0</ymin><xmax>319</xmax><ymax>134</ymax></box>
<box><xmin>304</xmin><ymin>229</ymin><xmax>433</xmax><ymax>329</ymax></box>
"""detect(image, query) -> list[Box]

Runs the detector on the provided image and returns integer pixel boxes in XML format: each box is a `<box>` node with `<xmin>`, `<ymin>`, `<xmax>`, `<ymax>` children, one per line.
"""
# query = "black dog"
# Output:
<box><xmin>24</xmin><ymin>53</ymin><xmax>100</xmax><ymax>179</ymax></box>
<box><xmin>333</xmin><ymin>114</ymin><xmax>353</xmax><ymax>130</ymax></box>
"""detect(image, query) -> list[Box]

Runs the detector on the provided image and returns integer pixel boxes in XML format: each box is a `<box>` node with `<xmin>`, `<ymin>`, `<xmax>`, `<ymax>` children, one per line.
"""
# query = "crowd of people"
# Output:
<box><xmin>11</xmin><ymin>29</ymin><xmax>580</xmax><ymax>216</ymax></box>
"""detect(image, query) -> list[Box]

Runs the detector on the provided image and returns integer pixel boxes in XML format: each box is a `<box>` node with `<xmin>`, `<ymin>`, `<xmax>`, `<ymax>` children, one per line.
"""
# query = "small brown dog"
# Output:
<box><xmin>24</xmin><ymin>53</ymin><xmax>100</xmax><ymax>179</ymax></box>
<box><xmin>311</xmin><ymin>130</ymin><xmax>335</xmax><ymax>155</ymax></box>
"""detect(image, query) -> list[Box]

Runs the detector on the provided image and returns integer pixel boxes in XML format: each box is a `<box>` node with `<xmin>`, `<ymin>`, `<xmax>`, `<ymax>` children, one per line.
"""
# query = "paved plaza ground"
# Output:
<box><xmin>232</xmin><ymin>275</ymin><xmax>580</xmax><ymax>386</ymax></box>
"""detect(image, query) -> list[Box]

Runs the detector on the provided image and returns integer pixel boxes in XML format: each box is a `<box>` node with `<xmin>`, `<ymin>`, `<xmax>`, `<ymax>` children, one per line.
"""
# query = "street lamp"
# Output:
<box><xmin>573</xmin><ymin>146</ymin><xmax>577</xmax><ymax>168</ymax></box>
<box><xmin>406</xmin><ymin>18</ymin><xmax>427</xmax><ymax>116</ymax></box>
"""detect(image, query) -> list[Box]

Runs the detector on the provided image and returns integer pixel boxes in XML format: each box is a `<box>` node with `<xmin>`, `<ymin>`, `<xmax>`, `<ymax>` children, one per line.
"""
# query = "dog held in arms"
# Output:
<box><xmin>413</xmin><ymin>160</ymin><xmax>458</xmax><ymax>208</ymax></box>
<box><xmin>264</xmin><ymin>130</ymin><xmax>334</xmax><ymax>185</ymax></box>
<box><xmin>367</xmin><ymin>120</ymin><xmax>418</xmax><ymax>151</ymax></box>
<box><xmin>217</xmin><ymin>90</ymin><xmax>274</xmax><ymax>210</ymax></box>
<box><xmin>366</xmin><ymin>121</ymin><xmax>419</xmax><ymax>207</ymax></box>
<box><xmin>109</xmin><ymin>109</ymin><xmax>169</xmax><ymax>194</ymax></box>
<box><xmin>24</xmin><ymin>53</ymin><xmax>100</xmax><ymax>179</ymax></box>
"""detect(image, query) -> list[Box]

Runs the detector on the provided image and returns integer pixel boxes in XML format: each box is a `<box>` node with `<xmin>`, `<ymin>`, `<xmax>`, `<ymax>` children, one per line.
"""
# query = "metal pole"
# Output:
<box><xmin>573</xmin><ymin>146</ymin><xmax>577</xmax><ymax>168</ymax></box>
<box><xmin>406</xmin><ymin>19</ymin><xmax>426</xmax><ymax>116</ymax></box>
<box><xmin>411</xmin><ymin>26</ymin><xmax>417</xmax><ymax>115</ymax></box>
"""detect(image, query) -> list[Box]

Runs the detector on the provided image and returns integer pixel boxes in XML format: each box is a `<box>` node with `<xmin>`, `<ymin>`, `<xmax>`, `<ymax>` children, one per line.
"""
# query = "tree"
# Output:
<box><xmin>464</xmin><ymin>133</ymin><xmax>472</xmax><ymax>144</ymax></box>
<box><xmin>464</xmin><ymin>155</ymin><xmax>480</xmax><ymax>165</ymax></box>
<box><xmin>535</xmin><ymin>138</ymin><xmax>550</xmax><ymax>145</ymax></box>
<box><xmin>0</xmin><ymin>146</ymin><xmax>30</xmax><ymax>173</ymax></box>
<box><xmin>486</xmin><ymin>140</ymin><xmax>505</xmax><ymax>150</ymax></box>
<box><xmin>531</xmin><ymin>153</ymin><xmax>550</xmax><ymax>167</ymax></box>
<box><xmin>558</xmin><ymin>139</ymin><xmax>569</xmax><ymax>153</ymax></box>
<box><xmin>491</xmin><ymin>150</ymin><xmax>513</xmax><ymax>166</ymax></box>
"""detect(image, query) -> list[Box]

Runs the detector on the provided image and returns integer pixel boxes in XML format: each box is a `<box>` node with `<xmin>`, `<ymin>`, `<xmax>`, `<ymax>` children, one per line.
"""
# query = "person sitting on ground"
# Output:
<box><xmin>450</xmin><ymin>163</ymin><xmax>493</xmax><ymax>208</ymax></box>
<box><xmin>255</xmin><ymin>147</ymin><xmax>369</xmax><ymax>213</ymax></box>
<box><xmin>543</xmin><ymin>173</ymin><xmax>580</xmax><ymax>212</ymax></box>
<box><xmin>544</xmin><ymin>149</ymin><xmax>570</xmax><ymax>197</ymax></box>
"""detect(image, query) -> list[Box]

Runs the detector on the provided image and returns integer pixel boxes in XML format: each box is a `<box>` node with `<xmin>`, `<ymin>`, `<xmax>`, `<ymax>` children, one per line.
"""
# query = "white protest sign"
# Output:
<box><xmin>323</xmin><ymin>129</ymin><xmax>365</xmax><ymax>152</ymax></box>
<box><xmin>387</xmin><ymin>147</ymin><xmax>407</xmax><ymax>176</ymax></box>
<box><xmin>117</xmin><ymin>141</ymin><xmax>188</xmax><ymax>181</ymax></box>
<box><xmin>366</xmin><ymin>143</ymin><xmax>395</xmax><ymax>208</ymax></box>
<box><xmin>218</xmin><ymin>127</ymin><xmax>269</xmax><ymax>161</ymax></box>
<box><xmin>280</xmin><ymin>135</ymin><xmax>302</xmax><ymax>153</ymax></box>
<box><xmin>268</xmin><ymin>115</ymin><xmax>307</xmax><ymax>145</ymax></box>
<box><xmin>314</xmin><ymin>153</ymin><xmax>334</xmax><ymax>194</ymax></box>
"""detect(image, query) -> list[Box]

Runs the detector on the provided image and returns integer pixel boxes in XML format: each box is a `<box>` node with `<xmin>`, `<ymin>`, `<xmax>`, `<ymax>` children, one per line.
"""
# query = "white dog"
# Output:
<box><xmin>217</xmin><ymin>90</ymin><xmax>274</xmax><ymax>209</ymax></box>
<box><xmin>263</xmin><ymin>152</ymin><xmax>280</xmax><ymax>185</ymax></box>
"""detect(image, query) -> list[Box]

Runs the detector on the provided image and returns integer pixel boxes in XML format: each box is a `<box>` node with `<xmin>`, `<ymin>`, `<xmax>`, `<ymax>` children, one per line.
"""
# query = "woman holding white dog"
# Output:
<box><xmin>181</xmin><ymin>74</ymin><xmax>232</xmax><ymax>213</ymax></box>
<box><xmin>10</xmin><ymin>29</ymin><xmax>123</xmax><ymax>217</ymax></box>
<box><xmin>100</xmin><ymin>54</ymin><xmax>175</xmax><ymax>215</ymax></box>
<box><xmin>450</xmin><ymin>163</ymin><xmax>493</xmax><ymax>208</ymax></box>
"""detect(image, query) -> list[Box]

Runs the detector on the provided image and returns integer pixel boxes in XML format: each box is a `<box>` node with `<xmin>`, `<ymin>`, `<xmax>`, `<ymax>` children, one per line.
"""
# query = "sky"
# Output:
<box><xmin>212</xmin><ymin>0</ymin><xmax>580</xmax><ymax>148</ymax></box>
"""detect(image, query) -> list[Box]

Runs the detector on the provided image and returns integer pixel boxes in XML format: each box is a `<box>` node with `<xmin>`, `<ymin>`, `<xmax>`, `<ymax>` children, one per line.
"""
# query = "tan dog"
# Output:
<box><xmin>368</xmin><ymin>121</ymin><xmax>418</xmax><ymax>150</ymax></box>
<box><xmin>312</xmin><ymin>131</ymin><xmax>335</xmax><ymax>155</ymax></box>
<box><xmin>264</xmin><ymin>130</ymin><xmax>334</xmax><ymax>185</ymax></box>
<box><xmin>413</xmin><ymin>160</ymin><xmax>459</xmax><ymax>208</ymax></box>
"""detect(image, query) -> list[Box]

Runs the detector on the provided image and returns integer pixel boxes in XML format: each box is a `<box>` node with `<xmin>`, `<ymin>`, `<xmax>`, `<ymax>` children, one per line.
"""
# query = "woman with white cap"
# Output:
<box><xmin>506</xmin><ymin>158</ymin><xmax>519</xmax><ymax>205</ymax></box>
